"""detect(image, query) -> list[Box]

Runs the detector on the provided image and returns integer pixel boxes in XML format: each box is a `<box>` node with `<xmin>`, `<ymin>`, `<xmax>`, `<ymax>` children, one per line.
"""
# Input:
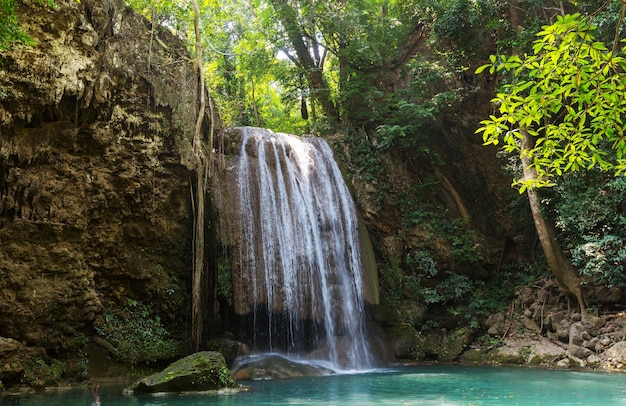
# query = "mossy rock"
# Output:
<box><xmin>488</xmin><ymin>344</ymin><xmax>531</xmax><ymax>365</ymax></box>
<box><xmin>387</xmin><ymin>323</ymin><xmax>420</xmax><ymax>359</ymax></box>
<box><xmin>420</xmin><ymin>331</ymin><xmax>443</xmax><ymax>358</ymax></box>
<box><xmin>127</xmin><ymin>351</ymin><xmax>237</xmax><ymax>394</ymax></box>
<box><xmin>420</xmin><ymin>327</ymin><xmax>478</xmax><ymax>362</ymax></box>
<box><xmin>459</xmin><ymin>348</ymin><xmax>490</xmax><ymax>364</ymax></box>
<box><xmin>370</xmin><ymin>303</ymin><xmax>400</xmax><ymax>327</ymax></box>
<box><xmin>441</xmin><ymin>327</ymin><xmax>477</xmax><ymax>362</ymax></box>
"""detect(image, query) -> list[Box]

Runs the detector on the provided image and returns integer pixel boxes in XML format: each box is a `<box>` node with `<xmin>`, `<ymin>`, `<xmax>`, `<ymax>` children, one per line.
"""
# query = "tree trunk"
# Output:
<box><xmin>251</xmin><ymin>80</ymin><xmax>260</xmax><ymax>126</ymax></box>
<box><xmin>268</xmin><ymin>0</ymin><xmax>339</xmax><ymax>123</ymax></box>
<box><xmin>520</xmin><ymin>128</ymin><xmax>586</xmax><ymax>317</ymax></box>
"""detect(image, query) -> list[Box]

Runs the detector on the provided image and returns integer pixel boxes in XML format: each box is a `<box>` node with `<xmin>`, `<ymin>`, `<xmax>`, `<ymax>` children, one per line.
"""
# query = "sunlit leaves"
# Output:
<box><xmin>0</xmin><ymin>0</ymin><xmax>55</xmax><ymax>49</ymax></box>
<box><xmin>126</xmin><ymin>0</ymin><xmax>192</xmax><ymax>35</ymax></box>
<box><xmin>475</xmin><ymin>13</ymin><xmax>626</xmax><ymax>191</ymax></box>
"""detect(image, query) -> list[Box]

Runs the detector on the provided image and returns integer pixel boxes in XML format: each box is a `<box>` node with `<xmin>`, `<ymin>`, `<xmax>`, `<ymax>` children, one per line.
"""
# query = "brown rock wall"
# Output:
<box><xmin>0</xmin><ymin>0</ymin><xmax>216</xmax><ymax>386</ymax></box>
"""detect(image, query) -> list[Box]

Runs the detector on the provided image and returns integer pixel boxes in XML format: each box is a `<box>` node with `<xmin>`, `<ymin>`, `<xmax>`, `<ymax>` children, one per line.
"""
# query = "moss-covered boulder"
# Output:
<box><xmin>421</xmin><ymin>327</ymin><xmax>478</xmax><ymax>362</ymax></box>
<box><xmin>485</xmin><ymin>338</ymin><xmax>567</xmax><ymax>366</ymax></box>
<box><xmin>386</xmin><ymin>323</ymin><xmax>421</xmax><ymax>359</ymax></box>
<box><xmin>127</xmin><ymin>351</ymin><xmax>237</xmax><ymax>394</ymax></box>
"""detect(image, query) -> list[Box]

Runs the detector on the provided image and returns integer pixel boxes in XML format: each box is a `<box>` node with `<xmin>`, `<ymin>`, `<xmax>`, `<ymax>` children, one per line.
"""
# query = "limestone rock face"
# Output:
<box><xmin>0</xmin><ymin>337</ymin><xmax>22</xmax><ymax>354</ymax></box>
<box><xmin>530</xmin><ymin>339</ymin><xmax>567</xmax><ymax>364</ymax></box>
<box><xmin>0</xmin><ymin>0</ymin><xmax>218</xmax><ymax>386</ymax></box>
<box><xmin>488</xmin><ymin>338</ymin><xmax>566</xmax><ymax>365</ymax></box>
<box><xmin>461</xmin><ymin>283</ymin><xmax>626</xmax><ymax>371</ymax></box>
<box><xmin>128</xmin><ymin>352</ymin><xmax>238</xmax><ymax>394</ymax></box>
<box><xmin>419</xmin><ymin>327</ymin><xmax>478</xmax><ymax>362</ymax></box>
<box><xmin>604</xmin><ymin>341</ymin><xmax>626</xmax><ymax>368</ymax></box>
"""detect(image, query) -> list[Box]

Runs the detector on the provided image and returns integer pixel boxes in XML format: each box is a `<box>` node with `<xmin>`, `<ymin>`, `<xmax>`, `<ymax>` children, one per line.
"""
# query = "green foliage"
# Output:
<box><xmin>0</xmin><ymin>0</ymin><xmax>55</xmax><ymax>50</ymax></box>
<box><xmin>553</xmin><ymin>174</ymin><xmax>626</xmax><ymax>241</ymax></box>
<box><xmin>448</xmin><ymin>218</ymin><xmax>485</xmax><ymax>262</ymax></box>
<box><xmin>126</xmin><ymin>0</ymin><xmax>480</xmax><ymax>135</ymax></box>
<box><xmin>381</xmin><ymin>237</ymin><xmax>542</xmax><ymax>330</ymax></box>
<box><xmin>397</xmin><ymin>186</ymin><xmax>484</xmax><ymax>263</ymax></box>
<box><xmin>0</xmin><ymin>0</ymin><xmax>27</xmax><ymax>49</ymax></box>
<box><xmin>382</xmin><ymin>192</ymin><xmax>489</xmax><ymax>323</ymax></box>
<box><xmin>335</xmin><ymin>131</ymin><xmax>389</xmax><ymax>208</ymax></box>
<box><xmin>348</xmin><ymin>136</ymin><xmax>384</xmax><ymax>185</ymax></box>
<box><xmin>431</xmin><ymin>0</ymin><xmax>499</xmax><ymax>62</ymax></box>
<box><xmin>22</xmin><ymin>357</ymin><xmax>65</xmax><ymax>387</ymax></box>
<box><xmin>341</xmin><ymin>71</ymin><xmax>387</xmax><ymax>126</ymax></box>
<box><xmin>438</xmin><ymin>272</ymin><xmax>473</xmax><ymax>300</ymax></box>
<box><xmin>573</xmin><ymin>235</ymin><xmax>626</xmax><ymax>287</ymax></box>
<box><xmin>548</xmin><ymin>172</ymin><xmax>626</xmax><ymax>288</ymax></box>
<box><xmin>207</xmin><ymin>0</ymin><xmax>310</xmax><ymax>132</ymax></box>
<box><xmin>374</xmin><ymin>98</ymin><xmax>435</xmax><ymax>151</ymax></box>
<box><xmin>476</xmin><ymin>13</ymin><xmax>626</xmax><ymax>190</ymax></box>
<box><xmin>124</xmin><ymin>0</ymin><xmax>309</xmax><ymax>132</ymax></box>
<box><xmin>380</xmin><ymin>250</ymin><xmax>440</xmax><ymax>307</ymax></box>
<box><xmin>374</xmin><ymin>54</ymin><xmax>464</xmax><ymax>151</ymax></box>
<box><xmin>580</xmin><ymin>0</ymin><xmax>626</xmax><ymax>44</ymax></box>
<box><xmin>478</xmin><ymin>333</ymin><xmax>502</xmax><ymax>347</ymax></box>
<box><xmin>405</xmin><ymin>250</ymin><xmax>440</xmax><ymax>304</ymax></box>
<box><xmin>96</xmin><ymin>299</ymin><xmax>183</xmax><ymax>365</ymax></box>
<box><xmin>216</xmin><ymin>363</ymin><xmax>233</xmax><ymax>387</ymax></box>
<box><xmin>383</xmin><ymin>249</ymin><xmax>457</xmax><ymax>311</ymax></box>
<box><xmin>375</xmin><ymin>123</ymin><xmax>416</xmax><ymax>150</ymax></box>
<box><xmin>449</xmin><ymin>261</ymin><xmax>546</xmax><ymax>329</ymax></box>
<box><xmin>124</xmin><ymin>0</ymin><xmax>191</xmax><ymax>35</ymax></box>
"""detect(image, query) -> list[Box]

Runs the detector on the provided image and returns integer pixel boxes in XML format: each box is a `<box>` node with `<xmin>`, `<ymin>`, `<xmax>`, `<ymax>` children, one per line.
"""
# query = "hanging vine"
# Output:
<box><xmin>191</xmin><ymin>0</ymin><xmax>208</xmax><ymax>353</ymax></box>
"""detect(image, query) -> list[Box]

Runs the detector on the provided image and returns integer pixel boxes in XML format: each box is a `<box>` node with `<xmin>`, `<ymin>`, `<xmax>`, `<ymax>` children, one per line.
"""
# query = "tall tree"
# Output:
<box><xmin>519</xmin><ymin>129</ymin><xmax>586</xmax><ymax>313</ymax></box>
<box><xmin>476</xmin><ymin>12</ymin><xmax>626</xmax><ymax>315</ymax></box>
<box><xmin>268</xmin><ymin>0</ymin><xmax>340</xmax><ymax>123</ymax></box>
<box><xmin>267</xmin><ymin>0</ymin><xmax>426</xmax><ymax>130</ymax></box>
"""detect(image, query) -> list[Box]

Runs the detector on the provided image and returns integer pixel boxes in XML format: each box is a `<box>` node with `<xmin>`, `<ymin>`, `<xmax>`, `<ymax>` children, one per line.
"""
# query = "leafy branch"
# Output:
<box><xmin>476</xmin><ymin>13</ymin><xmax>626</xmax><ymax>191</ymax></box>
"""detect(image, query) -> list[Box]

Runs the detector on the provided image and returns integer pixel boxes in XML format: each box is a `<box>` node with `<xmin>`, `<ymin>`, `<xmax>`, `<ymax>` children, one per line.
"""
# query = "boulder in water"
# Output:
<box><xmin>231</xmin><ymin>354</ymin><xmax>334</xmax><ymax>380</ymax></box>
<box><xmin>126</xmin><ymin>351</ymin><xmax>238</xmax><ymax>394</ymax></box>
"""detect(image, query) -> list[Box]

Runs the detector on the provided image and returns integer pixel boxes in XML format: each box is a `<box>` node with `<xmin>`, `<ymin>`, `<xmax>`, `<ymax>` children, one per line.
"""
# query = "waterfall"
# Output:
<box><xmin>232</xmin><ymin>127</ymin><xmax>374</xmax><ymax>371</ymax></box>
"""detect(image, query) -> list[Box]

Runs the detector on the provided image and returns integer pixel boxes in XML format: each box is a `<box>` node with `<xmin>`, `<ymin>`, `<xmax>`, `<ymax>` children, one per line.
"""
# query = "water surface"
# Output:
<box><xmin>2</xmin><ymin>365</ymin><xmax>625</xmax><ymax>405</ymax></box>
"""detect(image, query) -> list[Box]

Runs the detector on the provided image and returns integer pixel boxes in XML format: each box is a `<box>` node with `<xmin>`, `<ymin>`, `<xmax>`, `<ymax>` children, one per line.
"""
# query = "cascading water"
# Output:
<box><xmin>230</xmin><ymin>127</ymin><xmax>374</xmax><ymax>371</ymax></box>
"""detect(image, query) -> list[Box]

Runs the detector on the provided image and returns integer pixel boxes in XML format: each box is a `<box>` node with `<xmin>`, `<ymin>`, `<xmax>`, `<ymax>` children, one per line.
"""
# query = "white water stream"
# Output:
<box><xmin>235</xmin><ymin>127</ymin><xmax>373</xmax><ymax>370</ymax></box>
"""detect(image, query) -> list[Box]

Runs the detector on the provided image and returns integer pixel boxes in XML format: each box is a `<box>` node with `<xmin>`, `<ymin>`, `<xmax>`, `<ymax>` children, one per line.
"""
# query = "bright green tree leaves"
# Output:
<box><xmin>0</xmin><ymin>0</ymin><xmax>56</xmax><ymax>50</ymax></box>
<box><xmin>476</xmin><ymin>13</ymin><xmax>626</xmax><ymax>191</ymax></box>
<box><xmin>0</xmin><ymin>0</ymin><xmax>25</xmax><ymax>49</ymax></box>
<box><xmin>125</xmin><ymin>0</ymin><xmax>191</xmax><ymax>35</ymax></box>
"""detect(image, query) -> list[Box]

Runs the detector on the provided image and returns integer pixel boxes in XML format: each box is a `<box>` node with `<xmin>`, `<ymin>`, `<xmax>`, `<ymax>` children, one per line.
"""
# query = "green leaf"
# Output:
<box><xmin>474</xmin><ymin>64</ymin><xmax>491</xmax><ymax>74</ymax></box>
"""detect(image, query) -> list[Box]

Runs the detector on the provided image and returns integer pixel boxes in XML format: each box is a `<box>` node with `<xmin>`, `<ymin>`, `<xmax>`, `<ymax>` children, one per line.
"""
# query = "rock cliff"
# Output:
<box><xmin>0</xmin><ymin>0</ymin><xmax>217</xmax><ymax>387</ymax></box>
